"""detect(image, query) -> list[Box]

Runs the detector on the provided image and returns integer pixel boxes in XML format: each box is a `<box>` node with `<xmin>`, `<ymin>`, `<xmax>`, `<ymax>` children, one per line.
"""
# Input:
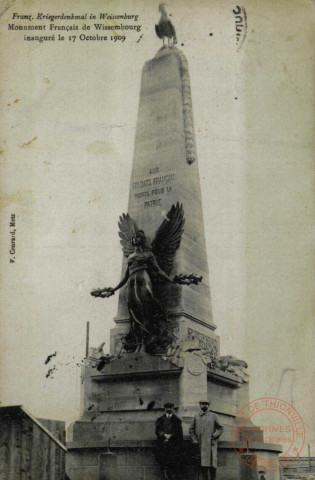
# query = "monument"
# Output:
<box><xmin>67</xmin><ymin>8</ymin><xmax>281</xmax><ymax>480</ymax></box>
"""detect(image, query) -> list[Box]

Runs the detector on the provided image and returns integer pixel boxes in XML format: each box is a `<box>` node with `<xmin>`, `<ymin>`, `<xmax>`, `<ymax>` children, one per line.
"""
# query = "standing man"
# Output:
<box><xmin>155</xmin><ymin>402</ymin><xmax>183</xmax><ymax>480</ymax></box>
<box><xmin>189</xmin><ymin>400</ymin><xmax>224</xmax><ymax>480</ymax></box>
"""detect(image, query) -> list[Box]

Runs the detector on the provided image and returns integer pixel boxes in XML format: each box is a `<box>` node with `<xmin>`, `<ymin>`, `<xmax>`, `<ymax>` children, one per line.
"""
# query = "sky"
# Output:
<box><xmin>0</xmin><ymin>0</ymin><xmax>314</xmax><ymax>454</ymax></box>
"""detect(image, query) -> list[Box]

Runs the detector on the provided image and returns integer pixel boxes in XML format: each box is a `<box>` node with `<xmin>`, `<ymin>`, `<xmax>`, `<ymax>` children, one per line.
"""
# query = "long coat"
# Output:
<box><xmin>155</xmin><ymin>414</ymin><xmax>183</xmax><ymax>466</ymax></box>
<box><xmin>189</xmin><ymin>411</ymin><xmax>224</xmax><ymax>467</ymax></box>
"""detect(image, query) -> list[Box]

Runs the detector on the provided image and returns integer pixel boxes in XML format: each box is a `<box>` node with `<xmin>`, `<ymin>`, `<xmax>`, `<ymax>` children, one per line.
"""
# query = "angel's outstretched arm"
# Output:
<box><xmin>112</xmin><ymin>267</ymin><xmax>130</xmax><ymax>292</ymax></box>
<box><xmin>96</xmin><ymin>268</ymin><xmax>130</xmax><ymax>298</ymax></box>
<box><xmin>150</xmin><ymin>255</ymin><xmax>174</xmax><ymax>283</ymax></box>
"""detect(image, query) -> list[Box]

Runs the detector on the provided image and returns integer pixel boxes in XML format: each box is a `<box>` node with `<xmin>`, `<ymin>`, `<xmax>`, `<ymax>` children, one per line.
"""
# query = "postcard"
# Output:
<box><xmin>0</xmin><ymin>0</ymin><xmax>313</xmax><ymax>478</ymax></box>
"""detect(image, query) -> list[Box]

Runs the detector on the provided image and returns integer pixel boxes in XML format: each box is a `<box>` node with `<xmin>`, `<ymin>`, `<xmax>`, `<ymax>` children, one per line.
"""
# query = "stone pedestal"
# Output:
<box><xmin>67</xmin><ymin>351</ymin><xmax>281</xmax><ymax>480</ymax></box>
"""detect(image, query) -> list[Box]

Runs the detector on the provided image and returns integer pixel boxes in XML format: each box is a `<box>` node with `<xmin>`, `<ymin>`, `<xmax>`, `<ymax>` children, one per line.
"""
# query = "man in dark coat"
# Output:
<box><xmin>155</xmin><ymin>402</ymin><xmax>183</xmax><ymax>480</ymax></box>
<box><xmin>189</xmin><ymin>400</ymin><xmax>224</xmax><ymax>480</ymax></box>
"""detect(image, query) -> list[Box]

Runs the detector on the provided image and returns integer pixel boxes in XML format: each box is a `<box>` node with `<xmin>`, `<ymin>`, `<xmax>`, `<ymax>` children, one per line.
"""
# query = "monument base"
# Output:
<box><xmin>66</xmin><ymin>442</ymin><xmax>282</xmax><ymax>480</ymax></box>
<box><xmin>67</xmin><ymin>353</ymin><xmax>281</xmax><ymax>480</ymax></box>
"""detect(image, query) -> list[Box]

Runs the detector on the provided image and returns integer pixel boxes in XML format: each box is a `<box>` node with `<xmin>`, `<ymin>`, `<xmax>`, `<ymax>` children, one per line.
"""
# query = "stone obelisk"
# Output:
<box><xmin>111</xmin><ymin>46</ymin><xmax>219</xmax><ymax>360</ymax></box>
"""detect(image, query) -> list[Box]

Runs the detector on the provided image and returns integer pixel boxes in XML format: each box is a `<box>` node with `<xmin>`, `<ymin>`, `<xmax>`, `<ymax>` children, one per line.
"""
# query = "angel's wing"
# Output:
<box><xmin>151</xmin><ymin>203</ymin><xmax>185</xmax><ymax>275</ymax></box>
<box><xmin>118</xmin><ymin>214</ymin><xmax>138</xmax><ymax>257</ymax></box>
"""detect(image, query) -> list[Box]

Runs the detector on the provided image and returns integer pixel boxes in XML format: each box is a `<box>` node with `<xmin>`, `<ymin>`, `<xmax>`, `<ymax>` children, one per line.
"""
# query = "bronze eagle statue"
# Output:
<box><xmin>155</xmin><ymin>3</ymin><xmax>177</xmax><ymax>46</ymax></box>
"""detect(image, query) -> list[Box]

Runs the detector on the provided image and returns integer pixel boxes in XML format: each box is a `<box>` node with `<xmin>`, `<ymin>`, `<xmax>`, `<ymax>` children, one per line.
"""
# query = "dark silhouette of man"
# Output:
<box><xmin>155</xmin><ymin>402</ymin><xmax>183</xmax><ymax>480</ymax></box>
<box><xmin>189</xmin><ymin>400</ymin><xmax>224</xmax><ymax>480</ymax></box>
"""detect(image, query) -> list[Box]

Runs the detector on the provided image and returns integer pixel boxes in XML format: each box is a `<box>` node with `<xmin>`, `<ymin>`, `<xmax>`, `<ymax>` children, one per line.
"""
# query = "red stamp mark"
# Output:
<box><xmin>231</xmin><ymin>397</ymin><xmax>305</xmax><ymax>471</ymax></box>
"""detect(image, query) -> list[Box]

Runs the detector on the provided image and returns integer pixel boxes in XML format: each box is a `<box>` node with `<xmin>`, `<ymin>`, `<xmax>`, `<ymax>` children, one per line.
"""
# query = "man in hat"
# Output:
<box><xmin>189</xmin><ymin>400</ymin><xmax>224</xmax><ymax>480</ymax></box>
<box><xmin>155</xmin><ymin>402</ymin><xmax>183</xmax><ymax>480</ymax></box>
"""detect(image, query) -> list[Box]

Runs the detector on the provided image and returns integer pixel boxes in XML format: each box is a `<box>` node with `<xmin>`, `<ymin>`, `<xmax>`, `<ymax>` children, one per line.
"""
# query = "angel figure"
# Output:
<box><xmin>91</xmin><ymin>203</ymin><xmax>202</xmax><ymax>354</ymax></box>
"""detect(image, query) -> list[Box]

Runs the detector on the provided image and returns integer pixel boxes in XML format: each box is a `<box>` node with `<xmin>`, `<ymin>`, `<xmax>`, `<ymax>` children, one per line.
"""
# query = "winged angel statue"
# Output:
<box><xmin>91</xmin><ymin>203</ymin><xmax>202</xmax><ymax>354</ymax></box>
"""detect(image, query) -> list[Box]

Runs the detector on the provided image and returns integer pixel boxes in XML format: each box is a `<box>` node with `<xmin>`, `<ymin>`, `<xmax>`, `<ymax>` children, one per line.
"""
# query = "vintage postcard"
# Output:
<box><xmin>0</xmin><ymin>0</ymin><xmax>314</xmax><ymax>479</ymax></box>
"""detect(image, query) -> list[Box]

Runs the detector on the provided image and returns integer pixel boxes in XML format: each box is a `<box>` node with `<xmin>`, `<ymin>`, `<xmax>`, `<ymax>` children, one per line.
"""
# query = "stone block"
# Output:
<box><xmin>95</xmin><ymin>376</ymin><xmax>178</xmax><ymax>410</ymax></box>
<box><xmin>100</xmin><ymin>451</ymin><xmax>127</xmax><ymax>466</ymax></box>
<box><xmin>144</xmin><ymin>465</ymin><xmax>165</xmax><ymax>480</ymax></box>
<box><xmin>217</xmin><ymin>449</ymin><xmax>240</xmax><ymax>467</ymax></box>
<box><xmin>66</xmin><ymin>466</ymin><xmax>99</xmax><ymax>480</ymax></box>
<box><xmin>126</xmin><ymin>449</ymin><xmax>159</xmax><ymax>466</ymax></box>
<box><xmin>70</xmin><ymin>421</ymin><xmax>110</xmax><ymax>443</ymax></box>
<box><xmin>83</xmin><ymin>452</ymin><xmax>100</xmax><ymax>467</ymax></box>
<box><xmin>208</xmin><ymin>382</ymin><xmax>238</xmax><ymax>418</ymax></box>
<box><xmin>109</xmin><ymin>394</ymin><xmax>164</xmax><ymax>411</ymax></box>
<box><xmin>217</xmin><ymin>466</ymin><xmax>241</xmax><ymax>480</ymax></box>
<box><xmin>100</xmin><ymin>466</ymin><xmax>145</xmax><ymax>480</ymax></box>
<box><xmin>66</xmin><ymin>451</ymin><xmax>81</xmax><ymax>466</ymax></box>
<box><xmin>92</xmin><ymin>353</ymin><xmax>181</xmax><ymax>379</ymax></box>
<box><xmin>67</xmin><ymin>451</ymin><xmax>99</xmax><ymax>467</ymax></box>
<box><xmin>107</xmin><ymin>377</ymin><xmax>168</xmax><ymax>396</ymax></box>
<box><xmin>109</xmin><ymin>420</ymin><xmax>155</xmax><ymax>443</ymax></box>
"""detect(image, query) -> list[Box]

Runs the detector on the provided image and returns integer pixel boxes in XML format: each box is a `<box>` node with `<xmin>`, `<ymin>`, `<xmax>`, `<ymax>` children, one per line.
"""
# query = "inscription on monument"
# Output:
<box><xmin>132</xmin><ymin>168</ymin><xmax>176</xmax><ymax>208</ymax></box>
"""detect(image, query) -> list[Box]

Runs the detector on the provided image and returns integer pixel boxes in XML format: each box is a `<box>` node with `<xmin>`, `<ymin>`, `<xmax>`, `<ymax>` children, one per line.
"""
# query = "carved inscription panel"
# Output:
<box><xmin>131</xmin><ymin>167</ymin><xmax>176</xmax><ymax>209</ymax></box>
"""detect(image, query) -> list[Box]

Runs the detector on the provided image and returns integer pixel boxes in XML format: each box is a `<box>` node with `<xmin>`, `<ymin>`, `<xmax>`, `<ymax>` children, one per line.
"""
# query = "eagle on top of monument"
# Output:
<box><xmin>155</xmin><ymin>3</ymin><xmax>177</xmax><ymax>46</ymax></box>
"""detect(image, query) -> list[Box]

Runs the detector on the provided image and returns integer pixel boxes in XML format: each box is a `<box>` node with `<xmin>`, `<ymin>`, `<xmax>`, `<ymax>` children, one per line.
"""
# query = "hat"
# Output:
<box><xmin>199</xmin><ymin>400</ymin><xmax>210</xmax><ymax>404</ymax></box>
<box><xmin>164</xmin><ymin>402</ymin><xmax>174</xmax><ymax>408</ymax></box>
